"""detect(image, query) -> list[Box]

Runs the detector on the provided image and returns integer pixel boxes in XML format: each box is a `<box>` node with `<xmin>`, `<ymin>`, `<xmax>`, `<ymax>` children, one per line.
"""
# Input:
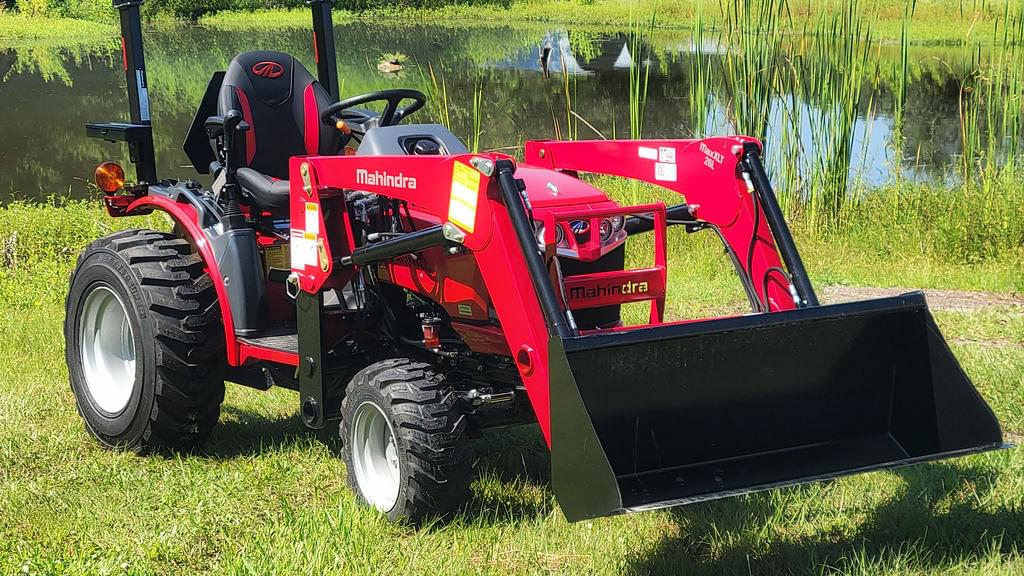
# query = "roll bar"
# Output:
<box><xmin>88</xmin><ymin>0</ymin><xmax>341</xmax><ymax>183</ymax></box>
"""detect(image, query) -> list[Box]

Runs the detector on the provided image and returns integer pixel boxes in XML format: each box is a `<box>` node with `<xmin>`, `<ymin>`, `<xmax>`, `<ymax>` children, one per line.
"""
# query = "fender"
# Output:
<box><xmin>122</xmin><ymin>195</ymin><xmax>242</xmax><ymax>365</ymax></box>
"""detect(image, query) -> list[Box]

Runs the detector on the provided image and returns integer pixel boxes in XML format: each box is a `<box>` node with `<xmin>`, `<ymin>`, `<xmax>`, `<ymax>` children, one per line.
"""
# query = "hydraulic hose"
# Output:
<box><xmin>495</xmin><ymin>160</ymin><xmax>573</xmax><ymax>339</ymax></box>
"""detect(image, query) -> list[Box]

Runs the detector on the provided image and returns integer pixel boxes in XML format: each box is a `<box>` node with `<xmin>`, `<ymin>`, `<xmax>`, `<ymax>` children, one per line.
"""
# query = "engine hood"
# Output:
<box><xmin>515</xmin><ymin>165</ymin><xmax>611</xmax><ymax>208</ymax></box>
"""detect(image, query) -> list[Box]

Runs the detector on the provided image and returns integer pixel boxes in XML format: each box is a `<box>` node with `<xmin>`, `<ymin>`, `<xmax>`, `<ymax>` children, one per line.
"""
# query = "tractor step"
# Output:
<box><xmin>239</xmin><ymin>329</ymin><xmax>298</xmax><ymax>355</ymax></box>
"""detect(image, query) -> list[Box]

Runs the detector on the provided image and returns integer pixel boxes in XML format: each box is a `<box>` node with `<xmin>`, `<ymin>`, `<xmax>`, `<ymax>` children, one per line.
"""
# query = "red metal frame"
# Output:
<box><xmin>547</xmin><ymin>202</ymin><xmax>667</xmax><ymax>324</ymax></box>
<box><xmin>524</xmin><ymin>138</ymin><xmax>796</xmax><ymax>312</ymax></box>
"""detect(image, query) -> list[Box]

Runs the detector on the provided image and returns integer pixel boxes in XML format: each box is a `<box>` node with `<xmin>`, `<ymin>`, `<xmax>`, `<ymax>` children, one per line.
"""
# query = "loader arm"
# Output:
<box><xmin>524</xmin><ymin>138</ymin><xmax>806</xmax><ymax>312</ymax></box>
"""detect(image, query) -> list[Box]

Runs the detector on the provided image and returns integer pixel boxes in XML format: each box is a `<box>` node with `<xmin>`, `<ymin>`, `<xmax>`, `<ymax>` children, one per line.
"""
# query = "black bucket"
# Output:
<box><xmin>549</xmin><ymin>292</ymin><xmax>1005</xmax><ymax>521</ymax></box>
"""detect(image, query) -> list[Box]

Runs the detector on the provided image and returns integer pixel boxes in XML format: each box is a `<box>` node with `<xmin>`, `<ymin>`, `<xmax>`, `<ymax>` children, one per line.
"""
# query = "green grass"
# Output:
<box><xmin>200</xmin><ymin>0</ymin><xmax>1018</xmax><ymax>44</ymax></box>
<box><xmin>0</xmin><ymin>13</ymin><xmax>114</xmax><ymax>47</ymax></box>
<box><xmin>1</xmin><ymin>197</ymin><xmax>1022</xmax><ymax>574</ymax></box>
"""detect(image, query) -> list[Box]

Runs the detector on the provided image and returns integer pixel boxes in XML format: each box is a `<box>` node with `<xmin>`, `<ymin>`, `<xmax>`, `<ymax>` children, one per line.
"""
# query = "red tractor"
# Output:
<box><xmin>66</xmin><ymin>0</ymin><xmax>1004</xmax><ymax>524</ymax></box>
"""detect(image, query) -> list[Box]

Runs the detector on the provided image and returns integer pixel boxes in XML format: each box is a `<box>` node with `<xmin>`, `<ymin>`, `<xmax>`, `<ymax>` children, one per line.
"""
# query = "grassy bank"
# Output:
<box><xmin>0</xmin><ymin>13</ymin><xmax>114</xmax><ymax>46</ymax></box>
<box><xmin>1</xmin><ymin>194</ymin><xmax>1022</xmax><ymax>574</ymax></box>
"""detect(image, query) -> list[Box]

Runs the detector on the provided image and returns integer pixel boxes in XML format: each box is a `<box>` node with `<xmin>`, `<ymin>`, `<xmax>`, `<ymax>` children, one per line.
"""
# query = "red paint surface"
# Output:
<box><xmin>234</xmin><ymin>87</ymin><xmax>256</xmax><ymax>166</ymax></box>
<box><xmin>303</xmin><ymin>84</ymin><xmax>319</xmax><ymax>155</ymax></box>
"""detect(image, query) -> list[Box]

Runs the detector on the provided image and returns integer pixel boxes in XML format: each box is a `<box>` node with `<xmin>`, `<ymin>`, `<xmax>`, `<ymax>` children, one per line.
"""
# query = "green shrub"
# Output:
<box><xmin>8</xmin><ymin>0</ymin><xmax>114</xmax><ymax>20</ymax></box>
<box><xmin>15</xmin><ymin>0</ymin><xmax>56</xmax><ymax>17</ymax></box>
<box><xmin>143</xmin><ymin>0</ymin><xmax>232</xmax><ymax>19</ymax></box>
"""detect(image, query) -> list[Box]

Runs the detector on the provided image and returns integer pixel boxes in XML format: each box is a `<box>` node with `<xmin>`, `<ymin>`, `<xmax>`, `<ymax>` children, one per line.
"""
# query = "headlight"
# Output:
<box><xmin>599</xmin><ymin>218</ymin><xmax>613</xmax><ymax>242</ymax></box>
<box><xmin>534</xmin><ymin>221</ymin><xmax>566</xmax><ymax>247</ymax></box>
<box><xmin>608</xmin><ymin>215</ymin><xmax>625</xmax><ymax>232</ymax></box>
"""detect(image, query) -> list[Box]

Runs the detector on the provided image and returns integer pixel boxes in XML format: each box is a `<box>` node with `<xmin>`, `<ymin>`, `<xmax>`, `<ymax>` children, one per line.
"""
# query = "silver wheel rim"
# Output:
<box><xmin>79</xmin><ymin>284</ymin><xmax>137</xmax><ymax>414</ymax></box>
<box><xmin>351</xmin><ymin>401</ymin><xmax>401</xmax><ymax>512</ymax></box>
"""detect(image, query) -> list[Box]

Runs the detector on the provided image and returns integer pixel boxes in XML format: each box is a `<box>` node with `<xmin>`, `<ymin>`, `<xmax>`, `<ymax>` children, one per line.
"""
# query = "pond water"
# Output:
<box><xmin>0</xmin><ymin>21</ymin><xmax>1012</xmax><ymax>201</ymax></box>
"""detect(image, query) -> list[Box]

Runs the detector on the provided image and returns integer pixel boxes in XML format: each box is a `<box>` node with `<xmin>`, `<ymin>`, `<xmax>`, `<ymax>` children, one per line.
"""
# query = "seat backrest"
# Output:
<box><xmin>218</xmin><ymin>51</ymin><xmax>339</xmax><ymax>180</ymax></box>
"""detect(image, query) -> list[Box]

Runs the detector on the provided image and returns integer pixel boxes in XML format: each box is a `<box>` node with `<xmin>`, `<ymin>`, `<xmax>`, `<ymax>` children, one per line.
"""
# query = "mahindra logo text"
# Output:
<box><xmin>568</xmin><ymin>280</ymin><xmax>649</xmax><ymax>301</ymax></box>
<box><xmin>356</xmin><ymin>168</ymin><xmax>418</xmax><ymax>190</ymax></box>
<box><xmin>251</xmin><ymin>61</ymin><xmax>285</xmax><ymax>79</ymax></box>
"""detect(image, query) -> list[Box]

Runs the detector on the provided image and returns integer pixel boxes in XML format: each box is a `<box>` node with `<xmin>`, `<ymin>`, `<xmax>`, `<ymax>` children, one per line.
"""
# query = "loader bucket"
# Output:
<box><xmin>550</xmin><ymin>292</ymin><xmax>1005</xmax><ymax>521</ymax></box>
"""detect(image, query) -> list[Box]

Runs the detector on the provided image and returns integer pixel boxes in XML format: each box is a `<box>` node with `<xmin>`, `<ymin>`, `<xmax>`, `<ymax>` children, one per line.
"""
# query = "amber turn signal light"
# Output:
<box><xmin>94</xmin><ymin>162</ymin><xmax>125</xmax><ymax>193</ymax></box>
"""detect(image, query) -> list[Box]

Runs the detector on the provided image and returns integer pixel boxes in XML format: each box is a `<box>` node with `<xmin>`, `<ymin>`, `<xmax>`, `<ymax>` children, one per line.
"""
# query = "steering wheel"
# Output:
<box><xmin>320</xmin><ymin>89</ymin><xmax>427</xmax><ymax>130</ymax></box>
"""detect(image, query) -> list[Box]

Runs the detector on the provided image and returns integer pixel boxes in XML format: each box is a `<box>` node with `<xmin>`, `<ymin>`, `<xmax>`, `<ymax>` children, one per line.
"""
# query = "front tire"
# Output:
<box><xmin>341</xmin><ymin>359</ymin><xmax>471</xmax><ymax>524</ymax></box>
<box><xmin>65</xmin><ymin>229</ymin><xmax>225</xmax><ymax>451</ymax></box>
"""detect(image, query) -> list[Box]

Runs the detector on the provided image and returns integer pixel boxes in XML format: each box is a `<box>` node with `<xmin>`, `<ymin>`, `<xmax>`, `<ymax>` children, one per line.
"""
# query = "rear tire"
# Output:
<box><xmin>341</xmin><ymin>358</ymin><xmax>471</xmax><ymax>525</ymax></box>
<box><xmin>65</xmin><ymin>229</ymin><xmax>225</xmax><ymax>451</ymax></box>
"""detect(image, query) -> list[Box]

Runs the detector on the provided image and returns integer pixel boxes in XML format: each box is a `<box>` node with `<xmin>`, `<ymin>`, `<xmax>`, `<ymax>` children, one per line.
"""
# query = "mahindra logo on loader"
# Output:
<box><xmin>251</xmin><ymin>61</ymin><xmax>284</xmax><ymax>79</ymax></box>
<box><xmin>356</xmin><ymin>168</ymin><xmax>418</xmax><ymax>190</ymax></box>
<box><xmin>569</xmin><ymin>280</ymin><xmax>649</xmax><ymax>301</ymax></box>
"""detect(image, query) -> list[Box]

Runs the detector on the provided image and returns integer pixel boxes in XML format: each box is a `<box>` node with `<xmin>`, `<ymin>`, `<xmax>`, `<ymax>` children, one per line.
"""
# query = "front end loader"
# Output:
<box><xmin>64</xmin><ymin>0</ymin><xmax>1005</xmax><ymax>524</ymax></box>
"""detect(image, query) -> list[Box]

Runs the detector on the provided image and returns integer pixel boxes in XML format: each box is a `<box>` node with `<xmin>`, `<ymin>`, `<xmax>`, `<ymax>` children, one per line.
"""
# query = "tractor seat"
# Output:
<box><xmin>235</xmin><ymin>169</ymin><xmax>290</xmax><ymax>208</ymax></box>
<box><xmin>217</xmin><ymin>50</ymin><xmax>339</xmax><ymax>213</ymax></box>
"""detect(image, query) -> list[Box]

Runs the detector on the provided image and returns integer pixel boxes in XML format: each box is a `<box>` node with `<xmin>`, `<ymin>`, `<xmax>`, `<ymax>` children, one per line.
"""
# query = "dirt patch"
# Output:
<box><xmin>821</xmin><ymin>286</ymin><xmax>1024</xmax><ymax>313</ymax></box>
<box><xmin>950</xmin><ymin>337</ymin><xmax>1021</xmax><ymax>349</ymax></box>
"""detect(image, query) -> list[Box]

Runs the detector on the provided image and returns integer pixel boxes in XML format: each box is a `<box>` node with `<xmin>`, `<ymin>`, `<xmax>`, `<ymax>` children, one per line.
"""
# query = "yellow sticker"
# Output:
<box><xmin>263</xmin><ymin>242</ymin><xmax>290</xmax><ymax>273</ymax></box>
<box><xmin>302</xmin><ymin>231</ymin><xmax>318</xmax><ymax>270</ymax></box>
<box><xmin>304</xmin><ymin>202</ymin><xmax>319</xmax><ymax>235</ymax></box>
<box><xmin>448</xmin><ymin>161</ymin><xmax>480</xmax><ymax>233</ymax></box>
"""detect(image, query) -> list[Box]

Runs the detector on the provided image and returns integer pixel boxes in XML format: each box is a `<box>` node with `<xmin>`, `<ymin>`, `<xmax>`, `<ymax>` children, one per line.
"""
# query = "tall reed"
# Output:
<box><xmin>892</xmin><ymin>0</ymin><xmax>915</xmax><ymax>150</ymax></box>
<box><xmin>562</xmin><ymin>47</ymin><xmax>579</xmax><ymax>141</ymax></box>
<box><xmin>719</xmin><ymin>0</ymin><xmax>788</xmax><ymax>142</ymax></box>
<box><xmin>668</xmin><ymin>0</ymin><xmax>1024</xmax><ymax>250</ymax></box>
<box><xmin>958</xmin><ymin>2</ymin><xmax>1023</xmax><ymax>184</ymax></box>
<box><xmin>798</xmin><ymin>0</ymin><xmax>873</xmax><ymax>231</ymax></box>
<box><xmin>425</xmin><ymin>62</ymin><xmax>452</xmax><ymax>130</ymax></box>
<box><xmin>470</xmin><ymin>73</ymin><xmax>484</xmax><ymax>153</ymax></box>
<box><xmin>687</xmin><ymin>2</ymin><xmax>713</xmax><ymax>137</ymax></box>
<box><xmin>627</xmin><ymin>1</ymin><xmax>657</xmax><ymax>140</ymax></box>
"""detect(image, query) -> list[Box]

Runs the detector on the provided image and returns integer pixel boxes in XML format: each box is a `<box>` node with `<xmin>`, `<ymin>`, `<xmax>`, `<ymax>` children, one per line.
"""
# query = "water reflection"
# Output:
<box><xmin>0</xmin><ymin>22</ymin><xmax>1013</xmax><ymax>201</ymax></box>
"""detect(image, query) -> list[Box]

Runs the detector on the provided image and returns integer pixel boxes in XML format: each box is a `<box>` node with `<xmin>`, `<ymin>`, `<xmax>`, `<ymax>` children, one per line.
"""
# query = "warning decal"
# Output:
<box><xmin>304</xmin><ymin>202</ymin><xmax>320</xmax><ymax>235</ymax></box>
<box><xmin>448</xmin><ymin>161</ymin><xmax>480</xmax><ymax>233</ymax></box>
<box><xmin>638</xmin><ymin>146</ymin><xmax>658</xmax><ymax>160</ymax></box>
<box><xmin>658</xmin><ymin>146</ymin><xmax>676</xmax><ymax>163</ymax></box>
<box><xmin>290</xmin><ymin>229</ymin><xmax>318</xmax><ymax>269</ymax></box>
<box><xmin>655</xmin><ymin>162</ymin><xmax>678</xmax><ymax>182</ymax></box>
